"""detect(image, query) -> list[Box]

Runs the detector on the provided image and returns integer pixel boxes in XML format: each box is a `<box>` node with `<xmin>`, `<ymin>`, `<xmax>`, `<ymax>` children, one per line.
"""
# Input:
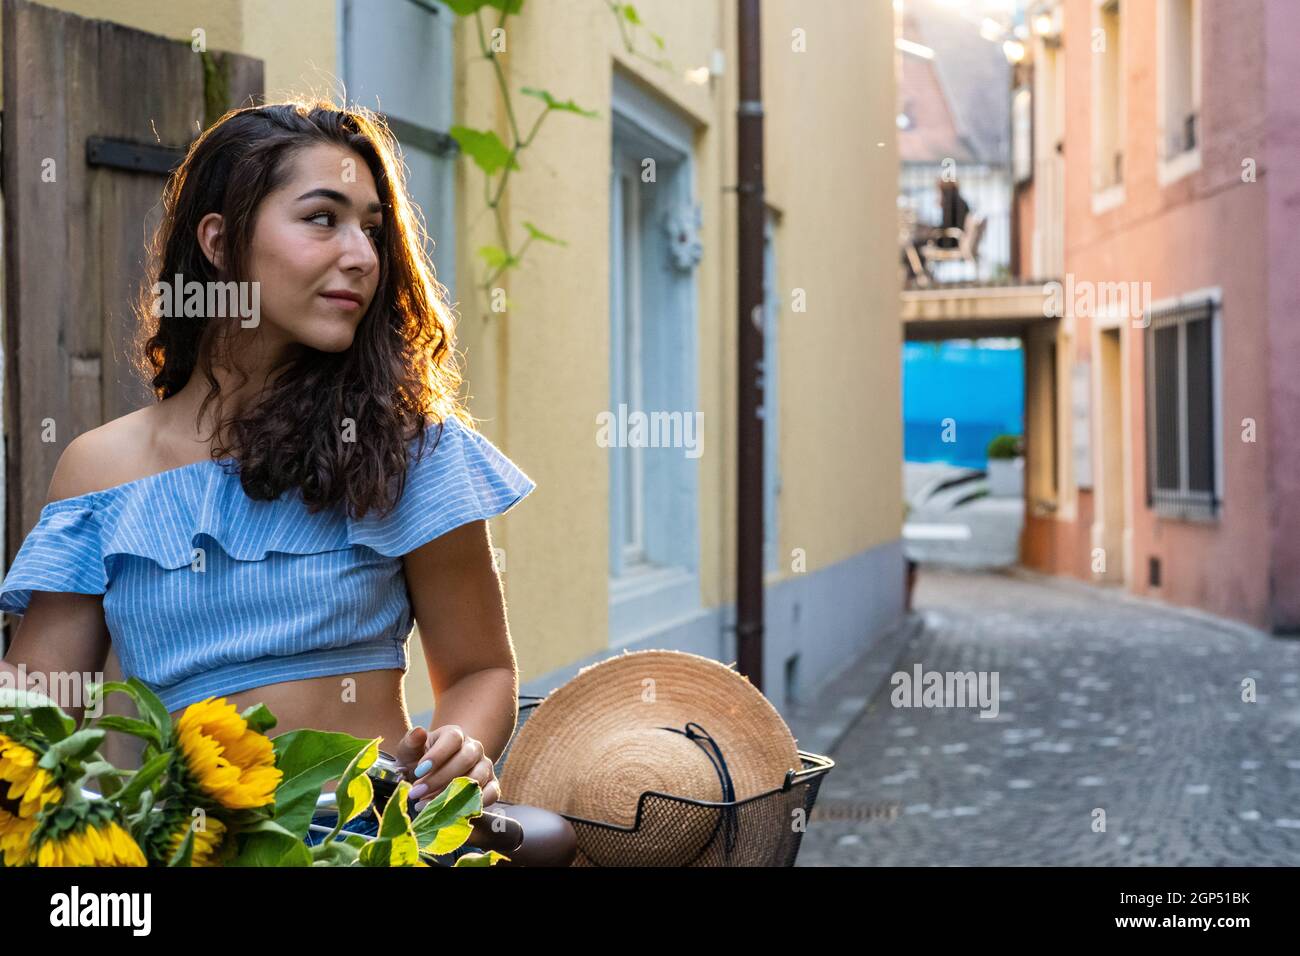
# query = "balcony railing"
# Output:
<box><xmin>898</xmin><ymin>161</ymin><xmax>1011</xmax><ymax>287</ymax></box>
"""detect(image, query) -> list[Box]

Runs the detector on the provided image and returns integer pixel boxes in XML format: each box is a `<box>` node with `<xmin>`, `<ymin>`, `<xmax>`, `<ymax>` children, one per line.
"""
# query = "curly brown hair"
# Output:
<box><xmin>134</xmin><ymin>99</ymin><xmax>474</xmax><ymax>521</ymax></box>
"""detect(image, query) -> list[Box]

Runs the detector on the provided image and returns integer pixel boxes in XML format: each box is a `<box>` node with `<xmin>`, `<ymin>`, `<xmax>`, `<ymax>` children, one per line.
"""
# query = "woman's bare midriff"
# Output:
<box><xmin>101</xmin><ymin>657</ymin><xmax>415</xmax><ymax>794</ymax></box>
<box><xmin>168</xmin><ymin>670</ymin><xmax>414</xmax><ymax>795</ymax></box>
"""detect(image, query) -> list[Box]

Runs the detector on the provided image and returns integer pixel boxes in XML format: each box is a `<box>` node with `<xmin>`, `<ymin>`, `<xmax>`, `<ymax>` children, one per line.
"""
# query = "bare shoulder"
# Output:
<box><xmin>46</xmin><ymin>407</ymin><xmax>158</xmax><ymax>503</ymax></box>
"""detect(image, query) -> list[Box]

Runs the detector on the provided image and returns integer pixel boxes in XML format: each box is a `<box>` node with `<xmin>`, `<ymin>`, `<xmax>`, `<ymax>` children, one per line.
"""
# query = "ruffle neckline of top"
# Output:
<box><xmin>33</xmin><ymin>417</ymin><xmax>458</xmax><ymax>570</ymax></box>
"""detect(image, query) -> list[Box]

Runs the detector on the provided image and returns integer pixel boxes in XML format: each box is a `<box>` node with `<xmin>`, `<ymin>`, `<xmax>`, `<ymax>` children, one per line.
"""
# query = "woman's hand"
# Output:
<box><xmin>394</xmin><ymin>724</ymin><xmax>500</xmax><ymax>812</ymax></box>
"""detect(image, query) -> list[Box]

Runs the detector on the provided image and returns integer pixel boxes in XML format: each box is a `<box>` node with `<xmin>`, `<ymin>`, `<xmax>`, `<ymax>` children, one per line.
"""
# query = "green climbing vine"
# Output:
<box><xmin>443</xmin><ymin>0</ymin><xmax>673</xmax><ymax>319</ymax></box>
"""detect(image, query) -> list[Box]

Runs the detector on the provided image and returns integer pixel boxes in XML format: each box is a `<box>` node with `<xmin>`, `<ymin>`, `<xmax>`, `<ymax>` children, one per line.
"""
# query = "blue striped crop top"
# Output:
<box><xmin>0</xmin><ymin>415</ymin><xmax>536</xmax><ymax>713</ymax></box>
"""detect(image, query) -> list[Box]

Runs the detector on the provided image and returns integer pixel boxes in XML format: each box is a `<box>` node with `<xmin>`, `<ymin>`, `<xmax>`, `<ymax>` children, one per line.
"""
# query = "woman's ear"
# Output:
<box><xmin>197</xmin><ymin>212</ymin><xmax>225</xmax><ymax>271</ymax></box>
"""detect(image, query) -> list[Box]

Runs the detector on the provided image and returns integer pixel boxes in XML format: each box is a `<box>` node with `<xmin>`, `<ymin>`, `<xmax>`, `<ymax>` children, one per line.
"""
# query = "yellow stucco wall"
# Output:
<box><xmin>4</xmin><ymin>0</ymin><xmax>900</xmax><ymax>716</ymax></box>
<box><xmin>12</xmin><ymin>0</ymin><xmax>243</xmax><ymax>53</ymax></box>
<box><xmin>0</xmin><ymin>0</ymin><xmax>335</xmax><ymax>102</ymax></box>
<box><xmin>451</xmin><ymin>0</ymin><xmax>902</xmax><ymax>685</ymax></box>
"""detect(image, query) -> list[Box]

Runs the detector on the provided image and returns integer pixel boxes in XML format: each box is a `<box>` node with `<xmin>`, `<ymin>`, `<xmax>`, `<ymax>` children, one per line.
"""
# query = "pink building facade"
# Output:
<box><xmin>1016</xmin><ymin>0</ymin><xmax>1299</xmax><ymax>632</ymax></box>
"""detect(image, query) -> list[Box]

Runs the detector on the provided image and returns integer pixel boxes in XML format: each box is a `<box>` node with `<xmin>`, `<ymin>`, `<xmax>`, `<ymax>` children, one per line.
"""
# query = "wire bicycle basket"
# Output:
<box><xmin>500</xmin><ymin>695</ymin><xmax>835</xmax><ymax>867</ymax></box>
<box><xmin>559</xmin><ymin>751</ymin><xmax>833</xmax><ymax>867</ymax></box>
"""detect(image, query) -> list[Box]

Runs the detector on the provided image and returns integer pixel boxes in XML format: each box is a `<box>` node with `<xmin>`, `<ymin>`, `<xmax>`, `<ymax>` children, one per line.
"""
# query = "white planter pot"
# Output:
<box><xmin>987</xmin><ymin>456</ymin><xmax>1024</xmax><ymax>497</ymax></box>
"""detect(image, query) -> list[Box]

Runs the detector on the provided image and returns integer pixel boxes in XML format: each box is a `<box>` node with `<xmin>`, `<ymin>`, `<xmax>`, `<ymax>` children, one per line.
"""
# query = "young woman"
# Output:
<box><xmin>0</xmin><ymin>100</ymin><xmax>547</xmax><ymax>860</ymax></box>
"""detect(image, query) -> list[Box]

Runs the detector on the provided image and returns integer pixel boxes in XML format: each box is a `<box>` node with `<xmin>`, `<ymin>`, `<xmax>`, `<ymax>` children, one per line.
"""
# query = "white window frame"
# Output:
<box><xmin>1156</xmin><ymin>0</ymin><xmax>1202</xmax><ymax>186</ymax></box>
<box><xmin>1031</xmin><ymin>12</ymin><xmax>1066</xmax><ymax>279</ymax></box>
<box><xmin>1091</xmin><ymin>0</ymin><xmax>1126</xmax><ymax>215</ymax></box>
<box><xmin>611</xmin><ymin>159</ymin><xmax>647</xmax><ymax>566</ymax></box>
<box><xmin>607</xmin><ymin>70</ymin><xmax>702</xmax><ymax>646</ymax></box>
<box><xmin>1144</xmin><ymin>287</ymin><xmax>1222</xmax><ymax>522</ymax></box>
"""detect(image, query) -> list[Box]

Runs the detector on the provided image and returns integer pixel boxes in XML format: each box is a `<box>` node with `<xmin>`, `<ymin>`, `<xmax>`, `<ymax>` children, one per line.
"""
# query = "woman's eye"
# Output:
<box><xmin>365</xmin><ymin>224</ymin><xmax>382</xmax><ymax>240</ymax></box>
<box><xmin>306</xmin><ymin>211</ymin><xmax>335</xmax><ymax>227</ymax></box>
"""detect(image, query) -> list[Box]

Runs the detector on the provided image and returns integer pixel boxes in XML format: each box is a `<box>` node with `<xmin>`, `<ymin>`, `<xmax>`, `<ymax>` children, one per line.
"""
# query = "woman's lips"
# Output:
<box><xmin>320</xmin><ymin>293</ymin><xmax>362</xmax><ymax>310</ymax></box>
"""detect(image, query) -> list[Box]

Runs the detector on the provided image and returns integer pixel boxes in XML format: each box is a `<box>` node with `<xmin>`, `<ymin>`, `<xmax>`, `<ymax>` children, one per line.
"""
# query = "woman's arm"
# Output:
<box><xmin>2</xmin><ymin>437</ymin><xmax>113</xmax><ymax>725</ymax></box>
<box><xmin>402</xmin><ymin>518</ymin><xmax>519</xmax><ymax>766</ymax></box>
<box><xmin>2</xmin><ymin>592</ymin><xmax>111</xmax><ymax>726</ymax></box>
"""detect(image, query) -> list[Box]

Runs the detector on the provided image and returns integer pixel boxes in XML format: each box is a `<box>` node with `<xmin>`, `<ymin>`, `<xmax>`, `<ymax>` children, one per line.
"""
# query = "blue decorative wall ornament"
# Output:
<box><xmin>663</xmin><ymin>202</ymin><xmax>703</xmax><ymax>272</ymax></box>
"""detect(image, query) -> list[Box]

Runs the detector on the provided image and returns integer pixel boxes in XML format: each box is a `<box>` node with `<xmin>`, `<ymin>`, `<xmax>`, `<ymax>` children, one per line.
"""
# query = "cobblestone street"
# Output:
<box><xmin>798</xmin><ymin>569</ymin><xmax>1300</xmax><ymax>866</ymax></box>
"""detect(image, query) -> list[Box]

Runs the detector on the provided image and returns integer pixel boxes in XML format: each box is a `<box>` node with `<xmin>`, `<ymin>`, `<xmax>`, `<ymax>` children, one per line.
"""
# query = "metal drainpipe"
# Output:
<box><xmin>735</xmin><ymin>0</ymin><xmax>764</xmax><ymax>692</ymax></box>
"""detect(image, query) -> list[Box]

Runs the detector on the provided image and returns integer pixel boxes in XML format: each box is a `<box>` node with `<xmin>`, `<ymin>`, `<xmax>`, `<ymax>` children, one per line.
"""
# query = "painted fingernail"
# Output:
<box><xmin>409</xmin><ymin>783</ymin><xmax>429</xmax><ymax>800</ymax></box>
<box><xmin>415</xmin><ymin>760</ymin><xmax>433</xmax><ymax>777</ymax></box>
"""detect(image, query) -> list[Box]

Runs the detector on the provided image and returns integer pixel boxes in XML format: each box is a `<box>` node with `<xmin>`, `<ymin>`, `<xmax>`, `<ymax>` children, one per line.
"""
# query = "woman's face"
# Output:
<box><xmin>232</xmin><ymin>142</ymin><xmax>384</xmax><ymax>357</ymax></box>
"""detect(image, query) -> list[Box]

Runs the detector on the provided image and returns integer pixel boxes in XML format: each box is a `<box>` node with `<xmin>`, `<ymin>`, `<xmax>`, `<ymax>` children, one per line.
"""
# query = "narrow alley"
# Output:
<box><xmin>799</xmin><ymin>569</ymin><xmax>1300</xmax><ymax>866</ymax></box>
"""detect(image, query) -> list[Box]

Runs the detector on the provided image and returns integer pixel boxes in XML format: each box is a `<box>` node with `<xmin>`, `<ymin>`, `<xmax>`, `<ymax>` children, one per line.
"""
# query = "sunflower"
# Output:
<box><xmin>163</xmin><ymin>815</ymin><xmax>226</xmax><ymax>866</ymax></box>
<box><xmin>0</xmin><ymin>731</ymin><xmax>65</xmax><ymax>867</ymax></box>
<box><xmin>34</xmin><ymin>813</ymin><xmax>147</xmax><ymax>867</ymax></box>
<box><xmin>175</xmin><ymin>697</ymin><xmax>282</xmax><ymax>809</ymax></box>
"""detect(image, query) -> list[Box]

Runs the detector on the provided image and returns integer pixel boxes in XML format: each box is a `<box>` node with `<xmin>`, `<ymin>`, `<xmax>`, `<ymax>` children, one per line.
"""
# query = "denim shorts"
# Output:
<box><xmin>304</xmin><ymin>806</ymin><xmax>489</xmax><ymax>865</ymax></box>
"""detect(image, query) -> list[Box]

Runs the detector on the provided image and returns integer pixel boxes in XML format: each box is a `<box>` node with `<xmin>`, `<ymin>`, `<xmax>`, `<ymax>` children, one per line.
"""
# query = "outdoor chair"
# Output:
<box><xmin>918</xmin><ymin>212</ymin><xmax>987</xmax><ymax>278</ymax></box>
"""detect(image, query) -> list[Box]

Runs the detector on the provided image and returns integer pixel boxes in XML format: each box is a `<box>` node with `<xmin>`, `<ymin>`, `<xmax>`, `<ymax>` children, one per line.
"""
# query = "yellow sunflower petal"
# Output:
<box><xmin>106</xmin><ymin>823</ymin><xmax>147</xmax><ymax>866</ymax></box>
<box><xmin>176</xmin><ymin>697</ymin><xmax>282</xmax><ymax>809</ymax></box>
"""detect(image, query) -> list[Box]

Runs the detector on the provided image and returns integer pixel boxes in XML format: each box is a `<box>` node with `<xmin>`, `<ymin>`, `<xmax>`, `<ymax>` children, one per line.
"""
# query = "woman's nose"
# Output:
<box><xmin>339</xmin><ymin>224</ymin><xmax>378</xmax><ymax>274</ymax></box>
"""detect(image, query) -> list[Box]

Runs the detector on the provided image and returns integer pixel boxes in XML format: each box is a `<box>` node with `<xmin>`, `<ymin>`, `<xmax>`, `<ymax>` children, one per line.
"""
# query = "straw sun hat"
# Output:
<box><xmin>498</xmin><ymin>650</ymin><xmax>802</xmax><ymax>865</ymax></box>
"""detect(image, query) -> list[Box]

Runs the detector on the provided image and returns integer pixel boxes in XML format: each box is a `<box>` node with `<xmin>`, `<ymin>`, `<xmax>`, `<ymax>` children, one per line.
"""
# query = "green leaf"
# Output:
<box><xmin>331</xmin><ymin>738</ymin><xmax>380</xmax><ymax>833</ymax></box>
<box><xmin>358</xmin><ymin>832</ymin><xmax>422</xmax><ymax>867</ymax></box>
<box><xmin>449</xmin><ymin>126</ymin><xmax>520</xmax><ymax>176</ymax></box>
<box><xmin>388</xmin><ymin>833</ymin><xmax>422</xmax><ymax>866</ymax></box>
<box><xmin>266</xmin><ymin>838</ymin><xmax>314</xmax><ymax>867</ymax></box>
<box><xmin>272</xmin><ymin>789</ymin><xmax>323</xmax><ymax>843</ymax></box>
<box><xmin>309</xmin><ymin>838</ymin><xmax>360</xmax><ymax>866</ymax></box>
<box><xmin>0</xmin><ymin>686</ymin><xmax>75</xmax><ymax>742</ymax></box>
<box><xmin>477</xmin><ymin>245</ymin><xmax>515</xmax><ymax>271</ymax></box>
<box><xmin>444</xmin><ymin>0</ymin><xmax>522</xmax><ymax>15</ymax></box>
<box><xmin>411</xmin><ymin>776</ymin><xmax>482</xmax><ymax>854</ymax></box>
<box><xmin>77</xmin><ymin>760</ymin><xmax>123</xmax><ymax>797</ymax></box>
<box><xmin>269</xmin><ymin>730</ymin><xmax>372</xmax><ymax>838</ymax></box>
<box><xmin>350</xmin><ymin>779</ymin><xmax>423</xmax><ymax>867</ymax></box>
<box><xmin>239</xmin><ymin>703</ymin><xmax>277</xmax><ymax>736</ymax></box>
<box><xmin>622</xmin><ymin>4</ymin><xmax>642</xmax><ymax>26</ymax></box>
<box><xmin>88</xmin><ymin>679</ymin><xmax>170</xmax><ymax>745</ymax></box>
<box><xmin>358</xmin><ymin>835</ymin><xmax>394</xmax><ymax>867</ymax></box>
<box><xmin>228</xmin><ymin>818</ymin><xmax>313</xmax><ymax>867</ymax></box>
<box><xmin>38</xmin><ymin>729</ymin><xmax>106</xmax><ymax>769</ymax></box>
<box><xmin>650</xmin><ymin>31</ymin><xmax>665</xmax><ymax>50</ymax></box>
<box><xmin>91</xmin><ymin>715</ymin><xmax>164</xmax><ymax>751</ymax></box>
<box><xmin>167</xmin><ymin>825</ymin><xmax>195</xmax><ymax>867</ymax></box>
<box><xmin>124</xmin><ymin>678</ymin><xmax>171</xmax><ymax>740</ymax></box>
<box><xmin>27</xmin><ymin>705</ymin><xmax>76</xmax><ymax>744</ymax></box>
<box><xmin>376</xmin><ymin>779</ymin><xmax>414</xmax><ymax>840</ymax></box>
<box><xmin>108</xmin><ymin>751</ymin><xmax>172</xmax><ymax>810</ymax></box>
<box><xmin>520</xmin><ymin>87</ymin><xmax>600</xmax><ymax>119</ymax></box>
<box><xmin>522</xmin><ymin>221</ymin><xmax>567</xmax><ymax>246</ymax></box>
<box><xmin>453</xmin><ymin>849</ymin><xmax>509</xmax><ymax>866</ymax></box>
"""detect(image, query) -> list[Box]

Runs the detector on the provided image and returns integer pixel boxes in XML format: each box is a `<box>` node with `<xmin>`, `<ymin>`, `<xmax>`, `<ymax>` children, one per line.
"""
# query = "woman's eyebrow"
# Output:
<box><xmin>294</xmin><ymin>187</ymin><xmax>384</xmax><ymax>214</ymax></box>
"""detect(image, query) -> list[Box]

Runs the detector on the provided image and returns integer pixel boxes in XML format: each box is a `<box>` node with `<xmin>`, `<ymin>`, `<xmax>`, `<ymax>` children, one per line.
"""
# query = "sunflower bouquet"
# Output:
<box><xmin>0</xmin><ymin>679</ymin><xmax>504</xmax><ymax>867</ymax></box>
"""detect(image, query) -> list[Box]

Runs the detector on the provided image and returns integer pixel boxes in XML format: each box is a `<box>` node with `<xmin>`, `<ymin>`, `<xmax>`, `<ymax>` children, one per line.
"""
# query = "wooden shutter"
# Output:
<box><xmin>2</xmin><ymin>0</ymin><xmax>262</xmax><ymax>571</ymax></box>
